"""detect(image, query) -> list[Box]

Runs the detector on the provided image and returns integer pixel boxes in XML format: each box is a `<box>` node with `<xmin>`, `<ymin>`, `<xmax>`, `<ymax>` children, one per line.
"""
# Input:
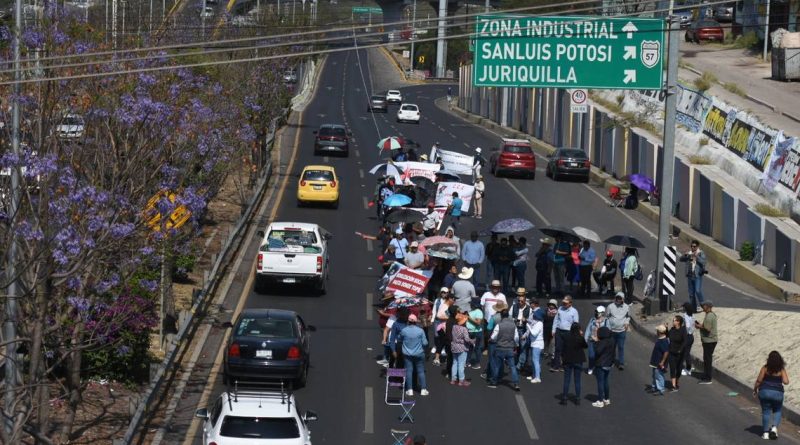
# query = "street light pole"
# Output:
<box><xmin>410</xmin><ymin>0</ymin><xmax>417</xmax><ymax>73</ymax></box>
<box><xmin>762</xmin><ymin>0</ymin><xmax>771</xmax><ymax>61</ymax></box>
<box><xmin>654</xmin><ymin>17</ymin><xmax>680</xmax><ymax>314</ymax></box>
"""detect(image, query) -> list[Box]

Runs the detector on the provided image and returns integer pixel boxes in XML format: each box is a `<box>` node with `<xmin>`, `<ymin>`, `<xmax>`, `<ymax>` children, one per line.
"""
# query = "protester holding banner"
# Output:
<box><xmin>447</xmin><ymin>192</ymin><xmax>463</xmax><ymax>229</ymax></box>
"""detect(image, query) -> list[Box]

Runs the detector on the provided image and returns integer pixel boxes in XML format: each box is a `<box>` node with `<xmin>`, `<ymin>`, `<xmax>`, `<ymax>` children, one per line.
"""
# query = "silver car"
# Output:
<box><xmin>56</xmin><ymin>114</ymin><xmax>85</xmax><ymax>140</ymax></box>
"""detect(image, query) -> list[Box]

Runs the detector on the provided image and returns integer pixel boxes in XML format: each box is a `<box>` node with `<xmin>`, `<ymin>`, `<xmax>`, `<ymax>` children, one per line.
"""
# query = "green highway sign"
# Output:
<box><xmin>352</xmin><ymin>6</ymin><xmax>382</xmax><ymax>14</ymax></box>
<box><xmin>473</xmin><ymin>15</ymin><xmax>665</xmax><ymax>90</ymax></box>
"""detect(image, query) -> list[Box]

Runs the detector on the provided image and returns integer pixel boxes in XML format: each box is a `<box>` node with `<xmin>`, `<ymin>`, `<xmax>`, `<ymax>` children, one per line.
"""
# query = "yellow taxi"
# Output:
<box><xmin>297</xmin><ymin>165</ymin><xmax>340</xmax><ymax>208</ymax></box>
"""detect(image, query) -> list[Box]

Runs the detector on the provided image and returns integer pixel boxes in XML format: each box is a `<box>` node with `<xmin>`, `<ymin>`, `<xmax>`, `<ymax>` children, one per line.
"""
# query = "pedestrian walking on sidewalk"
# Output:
<box><xmin>753</xmin><ymin>351</ymin><xmax>790</xmax><ymax>440</ymax></box>
<box><xmin>606</xmin><ymin>293</ymin><xmax>630</xmax><ymax>370</ymax></box>
<box><xmin>695</xmin><ymin>301</ymin><xmax>718</xmax><ymax>384</ymax></box>
<box><xmin>592</xmin><ymin>326</ymin><xmax>614</xmax><ymax>407</ymax></box>
<box><xmin>399</xmin><ymin>314</ymin><xmax>429</xmax><ymax>396</ymax></box>
<box><xmin>649</xmin><ymin>324</ymin><xmax>669</xmax><ymax>396</ymax></box>
<box><xmin>560</xmin><ymin>322</ymin><xmax>587</xmax><ymax>405</ymax></box>
<box><xmin>667</xmin><ymin>316</ymin><xmax>688</xmax><ymax>391</ymax></box>
<box><xmin>551</xmin><ymin>295</ymin><xmax>579</xmax><ymax>372</ymax></box>
<box><xmin>681</xmin><ymin>303</ymin><xmax>696</xmax><ymax>376</ymax></box>
<box><xmin>680</xmin><ymin>240</ymin><xmax>707</xmax><ymax>310</ymax></box>
<box><xmin>450</xmin><ymin>313</ymin><xmax>475</xmax><ymax>386</ymax></box>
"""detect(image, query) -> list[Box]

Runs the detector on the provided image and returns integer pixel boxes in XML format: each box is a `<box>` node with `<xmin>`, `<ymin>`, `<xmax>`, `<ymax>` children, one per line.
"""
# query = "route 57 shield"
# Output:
<box><xmin>641</xmin><ymin>41</ymin><xmax>660</xmax><ymax>68</ymax></box>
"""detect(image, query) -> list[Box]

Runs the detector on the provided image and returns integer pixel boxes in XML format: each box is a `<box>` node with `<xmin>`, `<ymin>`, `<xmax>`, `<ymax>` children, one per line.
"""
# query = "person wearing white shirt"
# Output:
<box><xmin>421</xmin><ymin>204</ymin><xmax>441</xmax><ymax>236</ymax></box>
<box><xmin>480</xmin><ymin>280</ymin><xmax>507</xmax><ymax>321</ymax></box>
<box><xmin>526</xmin><ymin>313</ymin><xmax>545</xmax><ymax>383</ymax></box>
<box><xmin>473</xmin><ymin>176</ymin><xmax>485</xmax><ymax>219</ymax></box>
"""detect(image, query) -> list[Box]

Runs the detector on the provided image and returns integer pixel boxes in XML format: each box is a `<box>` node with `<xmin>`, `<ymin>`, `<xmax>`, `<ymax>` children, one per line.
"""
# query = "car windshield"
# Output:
<box><xmin>559</xmin><ymin>149</ymin><xmax>586</xmax><ymax>158</ymax></box>
<box><xmin>504</xmin><ymin>144</ymin><xmax>532</xmax><ymax>153</ymax></box>
<box><xmin>61</xmin><ymin>116</ymin><xmax>83</xmax><ymax>125</ymax></box>
<box><xmin>219</xmin><ymin>416</ymin><xmax>300</xmax><ymax>439</ymax></box>
<box><xmin>235</xmin><ymin>318</ymin><xmax>297</xmax><ymax>338</ymax></box>
<box><xmin>302</xmin><ymin>170</ymin><xmax>334</xmax><ymax>181</ymax></box>
<box><xmin>318</xmin><ymin>127</ymin><xmax>346</xmax><ymax>137</ymax></box>
<box><xmin>263</xmin><ymin>229</ymin><xmax>321</xmax><ymax>253</ymax></box>
<box><xmin>401</xmin><ymin>105</ymin><xmax>417</xmax><ymax>111</ymax></box>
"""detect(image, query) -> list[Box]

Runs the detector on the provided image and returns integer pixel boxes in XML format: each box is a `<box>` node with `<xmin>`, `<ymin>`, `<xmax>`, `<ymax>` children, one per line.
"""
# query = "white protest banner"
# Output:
<box><xmin>394</xmin><ymin>161</ymin><xmax>441</xmax><ymax>181</ymax></box>
<box><xmin>435</xmin><ymin>182</ymin><xmax>474</xmax><ymax>212</ymax></box>
<box><xmin>438</xmin><ymin>149</ymin><xmax>474</xmax><ymax>175</ymax></box>
<box><xmin>407</xmin><ymin>207</ymin><xmax>448</xmax><ymax>220</ymax></box>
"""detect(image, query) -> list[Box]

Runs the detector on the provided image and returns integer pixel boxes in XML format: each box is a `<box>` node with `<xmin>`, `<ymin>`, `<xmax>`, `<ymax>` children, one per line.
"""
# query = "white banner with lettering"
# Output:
<box><xmin>434</xmin><ymin>182</ymin><xmax>474</xmax><ymax>212</ymax></box>
<box><xmin>438</xmin><ymin>149</ymin><xmax>474</xmax><ymax>176</ymax></box>
<box><xmin>393</xmin><ymin>161</ymin><xmax>441</xmax><ymax>181</ymax></box>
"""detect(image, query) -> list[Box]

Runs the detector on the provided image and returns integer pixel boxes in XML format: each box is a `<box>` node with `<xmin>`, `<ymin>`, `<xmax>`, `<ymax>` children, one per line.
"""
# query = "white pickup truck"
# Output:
<box><xmin>255</xmin><ymin>222</ymin><xmax>331</xmax><ymax>294</ymax></box>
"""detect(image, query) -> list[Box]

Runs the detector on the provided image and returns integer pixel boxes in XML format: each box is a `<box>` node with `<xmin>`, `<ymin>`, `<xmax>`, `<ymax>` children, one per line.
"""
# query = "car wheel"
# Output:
<box><xmin>297</xmin><ymin>198</ymin><xmax>304</xmax><ymax>207</ymax></box>
<box><xmin>315</xmin><ymin>277</ymin><xmax>327</xmax><ymax>295</ymax></box>
<box><xmin>254</xmin><ymin>275</ymin><xmax>268</xmax><ymax>294</ymax></box>
<box><xmin>530</xmin><ymin>171</ymin><xmax>536</xmax><ymax>180</ymax></box>
<box><xmin>552</xmin><ymin>169</ymin><xmax>560</xmax><ymax>181</ymax></box>
<box><xmin>582</xmin><ymin>174</ymin><xmax>590</xmax><ymax>183</ymax></box>
<box><xmin>294</xmin><ymin>364</ymin><xmax>308</xmax><ymax>389</ymax></box>
<box><xmin>332</xmin><ymin>199</ymin><xmax>339</xmax><ymax>209</ymax></box>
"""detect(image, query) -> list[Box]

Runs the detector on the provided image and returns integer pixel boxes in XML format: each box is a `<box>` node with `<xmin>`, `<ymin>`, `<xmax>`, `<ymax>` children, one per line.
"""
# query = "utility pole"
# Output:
<box><xmin>435</xmin><ymin>0</ymin><xmax>447</xmax><ymax>78</ymax></box>
<box><xmin>762</xmin><ymin>0</ymin><xmax>771</xmax><ymax>61</ymax></box>
<box><xmin>410</xmin><ymin>0</ymin><xmax>417</xmax><ymax>73</ymax></box>
<box><xmin>112</xmin><ymin>0</ymin><xmax>117</xmax><ymax>48</ymax></box>
<box><xmin>653</xmin><ymin>17</ymin><xmax>680</xmax><ymax>314</ymax></box>
<box><xmin>4</xmin><ymin>0</ymin><xmax>22</xmax><ymax>436</ymax></box>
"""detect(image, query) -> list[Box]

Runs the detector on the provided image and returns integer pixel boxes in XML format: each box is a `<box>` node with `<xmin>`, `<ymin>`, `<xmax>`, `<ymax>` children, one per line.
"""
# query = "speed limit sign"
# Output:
<box><xmin>570</xmin><ymin>89</ymin><xmax>588</xmax><ymax>114</ymax></box>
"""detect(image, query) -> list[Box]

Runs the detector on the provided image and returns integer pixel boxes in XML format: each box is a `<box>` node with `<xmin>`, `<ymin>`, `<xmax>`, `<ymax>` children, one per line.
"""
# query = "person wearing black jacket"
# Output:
<box><xmin>667</xmin><ymin>315</ymin><xmax>688</xmax><ymax>391</ymax></box>
<box><xmin>561</xmin><ymin>322</ymin><xmax>588</xmax><ymax>405</ymax></box>
<box><xmin>592</xmin><ymin>327</ymin><xmax>615</xmax><ymax>407</ymax></box>
<box><xmin>443</xmin><ymin>305</ymin><xmax>459</xmax><ymax>380</ymax></box>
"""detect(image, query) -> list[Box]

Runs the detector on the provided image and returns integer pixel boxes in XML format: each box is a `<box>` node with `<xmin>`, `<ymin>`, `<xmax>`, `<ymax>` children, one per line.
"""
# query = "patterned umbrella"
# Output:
<box><xmin>490</xmin><ymin>218</ymin><xmax>535</xmax><ymax>234</ymax></box>
<box><xmin>377</xmin><ymin>136</ymin><xmax>403</xmax><ymax>151</ymax></box>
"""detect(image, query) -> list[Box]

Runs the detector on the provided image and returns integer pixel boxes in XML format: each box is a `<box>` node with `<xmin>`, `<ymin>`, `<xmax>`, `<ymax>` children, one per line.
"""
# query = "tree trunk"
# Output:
<box><xmin>60</xmin><ymin>323</ymin><xmax>83</xmax><ymax>440</ymax></box>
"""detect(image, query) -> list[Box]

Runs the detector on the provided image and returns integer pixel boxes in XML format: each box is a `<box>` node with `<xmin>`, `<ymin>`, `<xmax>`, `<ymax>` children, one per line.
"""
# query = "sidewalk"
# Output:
<box><xmin>679</xmin><ymin>43</ymin><xmax>800</xmax><ymax>134</ymax></box>
<box><xmin>441</xmin><ymin>96</ymin><xmax>800</xmax><ymax>423</ymax></box>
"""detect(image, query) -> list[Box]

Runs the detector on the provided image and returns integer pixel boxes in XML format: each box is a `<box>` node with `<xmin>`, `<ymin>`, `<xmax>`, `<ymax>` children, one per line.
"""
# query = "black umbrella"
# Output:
<box><xmin>385</xmin><ymin>208</ymin><xmax>425</xmax><ymax>224</ymax></box>
<box><xmin>603</xmin><ymin>235</ymin><xmax>646</xmax><ymax>249</ymax></box>
<box><xmin>540</xmin><ymin>225</ymin><xmax>581</xmax><ymax>243</ymax></box>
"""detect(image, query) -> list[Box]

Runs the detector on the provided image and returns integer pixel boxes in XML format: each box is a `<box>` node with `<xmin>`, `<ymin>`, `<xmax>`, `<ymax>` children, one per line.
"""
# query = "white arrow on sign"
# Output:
<box><xmin>622</xmin><ymin>22</ymin><xmax>638</xmax><ymax>39</ymax></box>
<box><xmin>623</xmin><ymin>70</ymin><xmax>637</xmax><ymax>84</ymax></box>
<box><xmin>623</xmin><ymin>46</ymin><xmax>636</xmax><ymax>60</ymax></box>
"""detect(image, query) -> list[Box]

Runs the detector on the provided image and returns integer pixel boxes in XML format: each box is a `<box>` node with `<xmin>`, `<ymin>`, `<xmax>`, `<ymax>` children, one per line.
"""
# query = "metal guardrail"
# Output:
<box><xmin>118</xmin><ymin>110</ymin><xmax>287</xmax><ymax>445</ymax></box>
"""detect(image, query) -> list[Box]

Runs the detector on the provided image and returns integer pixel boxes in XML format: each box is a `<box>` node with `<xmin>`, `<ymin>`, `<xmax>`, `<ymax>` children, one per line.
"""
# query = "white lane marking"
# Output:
<box><xmin>515</xmin><ymin>394</ymin><xmax>539</xmax><ymax>440</ymax></box>
<box><xmin>359</xmin><ymin>168</ymin><xmax>364</xmax><ymax>179</ymax></box>
<box><xmin>366</xmin><ymin>239</ymin><xmax>374</xmax><ymax>252</ymax></box>
<box><xmin>504</xmin><ymin>179</ymin><xmax>550</xmax><ymax>226</ymax></box>
<box><xmin>362</xmin><ymin>196</ymin><xmax>369</xmax><ymax>209</ymax></box>
<box><xmin>463</xmin><ymin>142</ymin><xmax>471</xmax><ymax>148</ymax></box>
<box><xmin>366</xmin><ymin>293</ymin><xmax>373</xmax><ymax>320</ymax></box>
<box><xmin>363</xmin><ymin>386</ymin><xmax>374</xmax><ymax>434</ymax></box>
<box><xmin>449</xmin><ymin>133</ymin><xmax>457</xmax><ymax>139</ymax></box>
<box><xmin>199</xmin><ymin>228</ymin><xmax>219</xmax><ymax>258</ymax></box>
<box><xmin>355</xmin><ymin>149</ymin><xmax>361</xmax><ymax>158</ymax></box>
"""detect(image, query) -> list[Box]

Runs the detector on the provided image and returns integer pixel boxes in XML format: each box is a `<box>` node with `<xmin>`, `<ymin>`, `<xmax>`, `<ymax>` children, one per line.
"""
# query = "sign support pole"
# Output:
<box><xmin>653</xmin><ymin>17</ymin><xmax>680</xmax><ymax>315</ymax></box>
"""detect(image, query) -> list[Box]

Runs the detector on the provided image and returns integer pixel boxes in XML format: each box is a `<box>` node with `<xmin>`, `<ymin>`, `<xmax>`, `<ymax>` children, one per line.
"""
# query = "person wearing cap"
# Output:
<box><xmin>389</xmin><ymin>228</ymin><xmax>408</xmax><ymax>261</ymax></box>
<box><xmin>422</xmin><ymin>202</ymin><xmax>441</xmax><ymax>237</ymax></box>
<box><xmin>525</xmin><ymin>310</ymin><xmax>545</xmax><ymax>383</ymax></box>
<box><xmin>488</xmin><ymin>302</ymin><xmax>521</xmax><ymax>391</ymax></box>
<box><xmin>592</xmin><ymin>250</ymin><xmax>618</xmax><ymax>295</ymax></box>
<box><xmin>551</xmin><ymin>295</ymin><xmax>579</xmax><ymax>372</ymax></box>
<box><xmin>511</xmin><ymin>288</ymin><xmax>533</xmax><ymax>374</ymax></box>
<box><xmin>606</xmin><ymin>292</ymin><xmax>631</xmax><ymax>370</ymax></box>
<box><xmin>473</xmin><ymin>175</ymin><xmax>485</xmax><ymax>219</ymax></box>
<box><xmin>472</xmin><ymin>147</ymin><xmax>485</xmax><ymax>179</ymax></box>
<box><xmin>430</xmin><ymin>288</ymin><xmax>452</xmax><ymax>366</ymax></box>
<box><xmin>649</xmin><ymin>324</ymin><xmax>670</xmax><ymax>396</ymax></box>
<box><xmin>592</xmin><ymin>326</ymin><xmax>614</xmax><ymax>407</ymax></box>
<box><xmin>534</xmin><ymin>238</ymin><xmax>554</xmax><ymax>297</ymax></box>
<box><xmin>466</xmin><ymin>298</ymin><xmax>485</xmax><ymax>369</ymax></box>
<box><xmin>404</xmin><ymin>241</ymin><xmax>425</xmax><ymax>269</ymax></box>
<box><xmin>452</xmin><ymin>267</ymin><xmax>476</xmax><ymax>312</ymax></box>
<box><xmin>584</xmin><ymin>306</ymin><xmax>609</xmax><ymax>375</ymax></box>
<box><xmin>462</xmin><ymin>231</ymin><xmax>485</xmax><ymax>285</ymax></box>
<box><xmin>397</xmin><ymin>313</ymin><xmax>429</xmax><ymax>397</ymax></box>
<box><xmin>694</xmin><ymin>300</ymin><xmax>718</xmax><ymax>384</ymax></box>
<box><xmin>450</xmin><ymin>313</ymin><xmax>475</xmax><ymax>386</ymax></box>
<box><xmin>543</xmin><ymin>299</ymin><xmax>558</xmax><ymax>360</ymax></box>
<box><xmin>578</xmin><ymin>240</ymin><xmax>597</xmax><ymax>299</ymax></box>
<box><xmin>447</xmin><ymin>192</ymin><xmax>463</xmax><ymax>229</ymax></box>
<box><xmin>480</xmin><ymin>280</ymin><xmax>507</xmax><ymax>322</ymax></box>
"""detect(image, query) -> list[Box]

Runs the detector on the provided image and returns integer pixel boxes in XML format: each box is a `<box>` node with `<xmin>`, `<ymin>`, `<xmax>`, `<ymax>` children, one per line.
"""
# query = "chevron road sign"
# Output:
<box><xmin>662</xmin><ymin>245</ymin><xmax>677</xmax><ymax>297</ymax></box>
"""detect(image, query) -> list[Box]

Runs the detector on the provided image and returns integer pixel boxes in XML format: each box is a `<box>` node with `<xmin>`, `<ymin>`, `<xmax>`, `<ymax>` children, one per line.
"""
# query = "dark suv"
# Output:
<box><xmin>223</xmin><ymin>308</ymin><xmax>316</xmax><ymax>388</ymax></box>
<box><xmin>313</xmin><ymin>124</ymin><xmax>350</xmax><ymax>156</ymax></box>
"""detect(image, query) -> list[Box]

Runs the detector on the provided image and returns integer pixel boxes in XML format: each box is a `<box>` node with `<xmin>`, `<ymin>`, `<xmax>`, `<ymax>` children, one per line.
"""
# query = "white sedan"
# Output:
<box><xmin>396</xmin><ymin>103</ymin><xmax>420</xmax><ymax>124</ymax></box>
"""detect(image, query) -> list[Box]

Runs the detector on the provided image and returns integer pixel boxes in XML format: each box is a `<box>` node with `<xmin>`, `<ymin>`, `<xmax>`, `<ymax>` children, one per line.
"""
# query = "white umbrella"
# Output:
<box><xmin>573</xmin><ymin>226</ymin><xmax>601</xmax><ymax>243</ymax></box>
<box><xmin>369</xmin><ymin>163</ymin><xmax>404</xmax><ymax>182</ymax></box>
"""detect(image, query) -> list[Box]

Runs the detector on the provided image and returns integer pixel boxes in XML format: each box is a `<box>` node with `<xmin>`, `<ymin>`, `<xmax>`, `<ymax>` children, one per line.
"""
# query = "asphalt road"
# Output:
<box><xmin>180</xmin><ymin>49</ymin><xmax>800</xmax><ymax>444</ymax></box>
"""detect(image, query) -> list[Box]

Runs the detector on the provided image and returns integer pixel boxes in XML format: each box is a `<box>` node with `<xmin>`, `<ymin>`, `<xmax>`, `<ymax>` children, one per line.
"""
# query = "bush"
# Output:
<box><xmin>699</xmin><ymin>137</ymin><xmax>709</xmax><ymax>147</ymax></box>
<box><xmin>739</xmin><ymin>241</ymin><xmax>755</xmax><ymax>261</ymax></box>
<box><xmin>754</xmin><ymin>203</ymin><xmax>788</xmax><ymax>217</ymax></box>
<box><xmin>689</xmin><ymin>155</ymin><xmax>712</xmax><ymax>164</ymax></box>
<box><xmin>173</xmin><ymin>253</ymin><xmax>197</xmax><ymax>283</ymax></box>
<box><xmin>732</xmin><ymin>31</ymin><xmax>760</xmax><ymax>50</ymax></box>
<box><xmin>723</xmin><ymin>82</ymin><xmax>747</xmax><ymax>97</ymax></box>
<box><xmin>693</xmin><ymin>72</ymin><xmax>717</xmax><ymax>92</ymax></box>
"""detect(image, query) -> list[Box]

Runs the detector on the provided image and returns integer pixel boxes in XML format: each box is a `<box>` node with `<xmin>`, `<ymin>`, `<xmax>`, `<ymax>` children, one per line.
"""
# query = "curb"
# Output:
<box><xmin>443</xmin><ymin>101</ymin><xmax>798</xmax><ymax>304</ymax></box>
<box><xmin>628</xmin><ymin>314</ymin><xmax>800</xmax><ymax>426</ymax></box>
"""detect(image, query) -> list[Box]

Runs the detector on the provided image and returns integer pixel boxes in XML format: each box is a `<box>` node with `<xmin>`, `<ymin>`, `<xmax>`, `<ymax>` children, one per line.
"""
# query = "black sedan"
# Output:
<box><xmin>367</xmin><ymin>95</ymin><xmax>388</xmax><ymax>113</ymax></box>
<box><xmin>546</xmin><ymin>148</ymin><xmax>591</xmax><ymax>182</ymax></box>
<box><xmin>223</xmin><ymin>309</ymin><xmax>315</xmax><ymax>388</ymax></box>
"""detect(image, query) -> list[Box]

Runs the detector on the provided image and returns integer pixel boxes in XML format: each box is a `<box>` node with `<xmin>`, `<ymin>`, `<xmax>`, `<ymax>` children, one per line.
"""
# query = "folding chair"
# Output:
<box><xmin>390</xmin><ymin>428</ymin><xmax>410</xmax><ymax>445</ymax></box>
<box><xmin>609</xmin><ymin>186</ymin><xmax>627</xmax><ymax>207</ymax></box>
<box><xmin>385</xmin><ymin>368</ymin><xmax>416</xmax><ymax>423</ymax></box>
